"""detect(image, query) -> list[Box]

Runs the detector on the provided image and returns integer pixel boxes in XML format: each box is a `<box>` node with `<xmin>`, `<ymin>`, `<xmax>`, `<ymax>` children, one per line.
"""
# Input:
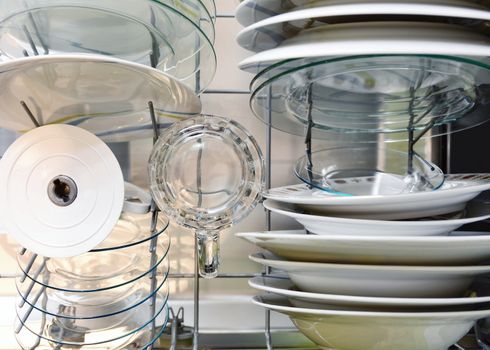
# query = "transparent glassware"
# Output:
<box><xmin>149</xmin><ymin>115</ymin><xmax>265</xmax><ymax>278</ymax></box>
<box><xmin>294</xmin><ymin>146</ymin><xmax>444</xmax><ymax>196</ymax></box>
<box><xmin>250</xmin><ymin>55</ymin><xmax>490</xmax><ymax>142</ymax></box>
<box><xmin>15</xmin><ymin>293</ymin><xmax>168</xmax><ymax>348</ymax></box>
<box><xmin>17</xmin><ymin>215</ymin><xmax>170</xmax><ymax>292</ymax></box>
<box><xmin>0</xmin><ymin>0</ymin><xmax>217</xmax><ymax>91</ymax></box>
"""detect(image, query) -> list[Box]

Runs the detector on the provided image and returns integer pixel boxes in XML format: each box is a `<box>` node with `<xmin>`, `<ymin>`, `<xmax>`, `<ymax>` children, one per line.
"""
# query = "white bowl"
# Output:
<box><xmin>250</xmin><ymin>253</ymin><xmax>490</xmax><ymax>298</ymax></box>
<box><xmin>263</xmin><ymin>199</ymin><xmax>490</xmax><ymax>236</ymax></box>
<box><xmin>237</xmin><ymin>230</ymin><xmax>490</xmax><ymax>265</ymax></box>
<box><xmin>254</xmin><ymin>294</ymin><xmax>490</xmax><ymax>350</ymax></box>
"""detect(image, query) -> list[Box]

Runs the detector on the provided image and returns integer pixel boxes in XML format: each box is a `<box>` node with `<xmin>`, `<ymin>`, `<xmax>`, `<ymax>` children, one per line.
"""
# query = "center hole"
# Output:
<box><xmin>53</xmin><ymin>179</ymin><xmax>71</xmax><ymax>203</ymax></box>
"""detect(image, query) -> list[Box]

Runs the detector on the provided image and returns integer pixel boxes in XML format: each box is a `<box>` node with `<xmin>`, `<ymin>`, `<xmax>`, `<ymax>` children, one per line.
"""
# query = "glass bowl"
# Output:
<box><xmin>17</xmin><ymin>214</ymin><xmax>170</xmax><ymax>292</ymax></box>
<box><xmin>16</xmin><ymin>262</ymin><xmax>169</xmax><ymax>320</ymax></box>
<box><xmin>15</xmin><ymin>291</ymin><xmax>168</xmax><ymax>347</ymax></box>
<box><xmin>295</xmin><ymin>145</ymin><xmax>444</xmax><ymax>196</ymax></box>
<box><xmin>250</xmin><ymin>55</ymin><xmax>490</xmax><ymax>141</ymax></box>
<box><xmin>0</xmin><ymin>0</ymin><xmax>217</xmax><ymax>91</ymax></box>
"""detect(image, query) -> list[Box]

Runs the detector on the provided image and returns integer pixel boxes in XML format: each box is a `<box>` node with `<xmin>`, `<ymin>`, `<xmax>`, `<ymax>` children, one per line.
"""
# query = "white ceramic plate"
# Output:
<box><xmin>264</xmin><ymin>174</ymin><xmax>490</xmax><ymax>220</ymax></box>
<box><xmin>263</xmin><ymin>199</ymin><xmax>490</xmax><ymax>236</ymax></box>
<box><xmin>249</xmin><ymin>253</ymin><xmax>490</xmax><ymax>297</ymax></box>
<box><xmin>0</xmin><ymin>55</ymin><xmax>201</xmax><ymax>142</ymax></box>
<box><xmin>239</xmin><ymin>21</ymin><xmax>490</xmax><ymax>71</ymax></box>
<box><xmin>253</xmin><ymin>294</ymin><xmax>490</xmax><ymax>350</ymax></box>
<box><xmin>237</xmin><ymin>0</ymin><xmax>490</xmax><ymax>52</ymax></box>
<box><xmin>235</xmin><ymin>0</ymin><xmax>490</xmax><ymax>26</ymax></box>
<box><xmin>250</xmin><ymin>276</ymin><xmax>490</xmax><ymax>308</ymax></box>
<box><xmin>237</xmin><ymin>230</ymin><xmax>490</xmax><ymax>265</ymax></box>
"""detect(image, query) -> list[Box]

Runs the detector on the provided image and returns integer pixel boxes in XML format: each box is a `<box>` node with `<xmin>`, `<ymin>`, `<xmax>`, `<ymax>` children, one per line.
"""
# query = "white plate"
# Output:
<box><xmin>264</xmin><ymin>174</ymin><xmax>490</xmax><ymax>220</ymax></box>
<box><xmin>263</xmin><ymin>199</ymin><xmax>490</xmax><ymax>236</ymax></box>
<box><xmin>250</xmin><ymin>276</ymin><xmax>490</xmax><ymax>308</ymax></box>
<box><xmin>235</xmin><ymin>0</ymin><xmax>490</xmax><ymax>26</ymax></box>
<box><xmin>237</xmin><ymin>230</ymin><xmax>490</xmax><ymax>265</ymax></box>
<box><xmin>0</xmin><ymin>54</ymin><xmax>201</xmax><ymax>142</ymax></box>
<box><xmin>239</xmin><ymin>21</ymin><xmax>490</xmax><ymax>71</ymax></box>
<box><xmin>253</xmin><ymin>294</ymin><xmax>490</xmax><ymax>350</ymax></box>
<box><xmin>0</xmin><ymin>125</ymin><xmax>124</xmax><ymax>257</ymax></box>
<box><xmin>238</xmin><ymin>0</ymin><xmax>490</xmax><ymax>52</ymax></box>
<box><xmin>250</xmin><ymin>253</ymin><xmax>490</xmax><ymax>297</ymax></box>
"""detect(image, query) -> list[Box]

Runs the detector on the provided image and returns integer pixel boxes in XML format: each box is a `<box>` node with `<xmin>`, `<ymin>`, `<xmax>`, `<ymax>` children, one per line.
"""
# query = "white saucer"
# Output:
<box><xmin>250</xmin><ymin>252</ymin><xmax>490</xmax><ymax>298</ymax></box>
<box><xmin>237</xmin><ymin>0</ymin><xmax>490</xmax><ymax>52</ymax></box>
<box><xmin>237</xmin><ymin>230</ymin><xmax>490</xmax><ymax>265</ymax></box>
<box><xmin>0</xmin><ymin>54</ymin><xmax>201</xmax><ymax>142</ymax></box>
<box><xmin>240</xmin><ymin>21</ymin><xmax>490</xmax><ymax>71</ymax></box>
<box><xmin>264</xmin><ymin>174</ymin><xmax>490</xmax><ymax>220</ymax></box>
<box><xmin>253</xmin><ymin>294</ymin><xmax>490</xmax><ymax>350</ymax></box>
<box><xmin>250</xmin><ymin>276</ymin><xmax>490</xmax><ymax>308</ymax></box>
<box><xmin>0</xmin><ymin>125</ymin><xmax>124</xmax><ymax>257</ymax></box>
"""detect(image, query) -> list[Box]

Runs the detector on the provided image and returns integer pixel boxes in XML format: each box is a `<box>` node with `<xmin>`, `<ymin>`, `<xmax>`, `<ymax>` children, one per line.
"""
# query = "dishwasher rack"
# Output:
<box><xmin>4</xmin><ymin>5</ymin><xmax>487</xmax><ymax>350</ymax></box>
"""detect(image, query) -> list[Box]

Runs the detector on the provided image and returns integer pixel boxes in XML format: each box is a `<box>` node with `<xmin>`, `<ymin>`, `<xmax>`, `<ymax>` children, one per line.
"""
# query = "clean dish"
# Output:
<box><xmin>15</xmin><ymin>309</ymin><xmax>168</xmax><ymax>350</ymax></box>
<box><xmin>264</xmin><ymin>174</ymin><xmax>490</xmax><ymax>220</ymax></box>
<box><xmin>237</xmin><ymin>230</ymin><xmax>490</xmax><ymax>265</ymax></box>
<box><xmin>17</xmin><ymin>221</ymin><xmax>169</xmax><ymax>292</ymax></box>
<box><xmin>294</xmin><ymin>146</ymin><xmax>444</xmax><ymax>195</ymax></box>
<box><xmin>16</xmin><ymin>263</ymin><xmax>169</xmax><ymax>320</ymax></box>
<box><xmin>237</xmin><ymin>0</ymin><xmax>490</xmax><ymax>52</ymax></box>
<box><xmin>0</xmin><ymin>55</ymin><xmax>202</xmax><ymax>142</ymax></box>
<box><xmin>0</xmin><ymin>0</ymin><xmax>216</xmax><ymax>91</ymax></box>
<box><xmin>0</xmin><ymin>125</ymin><xmax>124</xmax><ymax>258</ymax></box>
<box><xmin>235</xmin><ymin>0</ymin><xmax>490</xmax><ymax>26</ymax></box>
<box><xmin>240</xmin><ymin>22</ymin><xmax>490</xmax><ymax>70</ymax></box>
<box><xmin>250</xmin><ymin>252</ymin><xmax>490</xmax><ymax>297</ymax></box>
<box><xmin>15</xmin><ymin>291</ymin><xmax>168</xmax><ymax>346</ymax></box>
<box><xmin>250</xmin><ymin>276</ymin><xmax>490</xmax><ymax>308</ymax></box>
<box><xmin>263</xmin><ymin>199</ymin><xmax>490</xmax><ymax>236</ymax></box>
<box><xmin>249</xmin><ymin>54</ymin><xmax>490</xmax><ymax>140</ymax></box>
<box><xmin>253</xmin><ymin>294</ymin><xmax>490</xmax><ymax>350</ymax></box>
<box><xmin>149</xmin><ymin>115</ymin><xmax>265</xmax><ymax>277</ymax></box>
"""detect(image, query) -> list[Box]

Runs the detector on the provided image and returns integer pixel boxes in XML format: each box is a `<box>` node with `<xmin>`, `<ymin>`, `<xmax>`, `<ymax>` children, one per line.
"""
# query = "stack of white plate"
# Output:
<box><xmin>238</xmin><ymin>174</ymin><xmax>490</xmax><ymax>349</ymax></box>
<box><xmin>236</xmin><ymin>0</ymin><xmax>490</xmax><ymax>142</ymax></box>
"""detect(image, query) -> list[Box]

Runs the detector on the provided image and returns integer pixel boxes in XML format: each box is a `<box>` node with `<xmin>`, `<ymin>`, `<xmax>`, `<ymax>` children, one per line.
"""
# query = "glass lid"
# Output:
<box><xmin>17</xmin><ymin>264</ymin><xmax>168</xmax><ymax>320</ymax></box>
<box><xmin>0</xmin><ymin>0</ymin><xmax>217</xmax><ymax>92</ymax></box>
<box><xmin>237</xmin><ymin>0</ymin><xmax>490</xmax><ymax>52</ymax></box>
<box><xmin>15</xmin><ymin>309</ymin><xmax>168</xmax><ymax>350</ymax></box>
<box><xmin>250</xmin><ymin>54</ymin><xmax>490</xmax><ymax>141</ymax></box>
<box><xmin>0</xmin><ymin>55</ymin><xmax>202</xmax><ymax>142</ymax></box>
<box><xmin>15</xmin><ymin>292</ymin><xmax>168</xmax><ymax>347</ymax></box>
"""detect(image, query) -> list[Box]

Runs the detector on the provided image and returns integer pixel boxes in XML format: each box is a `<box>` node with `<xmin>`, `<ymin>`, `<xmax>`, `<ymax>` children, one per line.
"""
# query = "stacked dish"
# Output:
<box><xmin>15</xmin><ymin>212</ymin><xmax>171</xmax><ymax>349</ymax></box>
<box><xmin>238</xmin><ymin>173</ymin><xmax>490</xmax><ymax>349</ymax></box>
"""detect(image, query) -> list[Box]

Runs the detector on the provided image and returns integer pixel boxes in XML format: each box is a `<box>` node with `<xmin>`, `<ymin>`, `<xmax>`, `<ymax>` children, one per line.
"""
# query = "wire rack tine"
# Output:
<box><xmin>19</xmin><ymin>253</ymin><xmax>37</xmax><ymax>283</ymax></box>
<box><xmin>20</xmin><ymin>101</ymin><xmax>41</xmax><ymax>128</ymax></box>
<box><xmin>18</xmin><ymin>258</ymin><xmax>46</xmax><ymax>308</ymax></box>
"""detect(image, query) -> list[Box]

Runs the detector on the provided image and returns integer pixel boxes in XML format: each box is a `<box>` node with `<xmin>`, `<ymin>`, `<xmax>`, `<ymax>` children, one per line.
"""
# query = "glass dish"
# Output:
<box><xmin>149</xmin><ymin>115</ymin><xmax>265</xmax><ymax>277</ymax></box>
<box><xmin>251</xmin><ymin>54</ymin><xmax>490</xmax><ymax>141</ymax></box>
<box><xmin>0</xmin><ymin>55</ymin><xmax>202</xmax><ymax>142</ymax></box>
<box><xmin>0</xmin><ymin>0</ymin><xmax>217</xmax><ymax>91</ymax></box>
<box><xmin>16</xmin><ymin>262</ymin><xmax>169</xmax><ymax>320</ymax></box>
<box><xmin>295</xmin><ymin>146</ymin><xmax>444</xmax><ymax>196</ymax></box>
<box><xmin>17</xmin><ymin>221</ymin><xmax>170</xmax><ymax>292</ymax></box>
<box><xmin>15</xmin><ymin>291</ymin><xmax>168</xmax><ymax>347</ymax></box>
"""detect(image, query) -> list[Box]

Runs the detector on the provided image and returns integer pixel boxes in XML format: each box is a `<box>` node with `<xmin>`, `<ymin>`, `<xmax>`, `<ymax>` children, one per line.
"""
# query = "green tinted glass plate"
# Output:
<box><xmin>251</xmin><ymin>54</ymin><xmax>490</xmax><ymax>142</ymax></box>
<box><xmin>0</xmin><ymin>0</ymin><xmax>217</xmax><ymax>91</ymax></box>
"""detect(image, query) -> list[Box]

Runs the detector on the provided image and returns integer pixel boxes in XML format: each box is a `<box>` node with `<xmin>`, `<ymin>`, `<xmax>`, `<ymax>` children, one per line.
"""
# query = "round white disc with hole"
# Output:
<box><xmin>0</xmin><ymin>124</ymin><xmax>124</xmax><ymax>257</ymax></box>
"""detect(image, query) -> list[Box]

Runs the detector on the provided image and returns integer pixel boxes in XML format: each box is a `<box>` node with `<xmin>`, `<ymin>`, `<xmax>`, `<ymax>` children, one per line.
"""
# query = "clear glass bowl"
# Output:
<box><xmin>251</xmin><ymin>55</ymin><xmax>490</xmax><ymax>142</ymax></box>
<box><xmin>17</xmin><ymin>215</ymin><xmax>170</xmax><ymax>292</ymax></box>
<box><xmin>295</xmin><ymin>145</ymin><xmax>444</xmax><ymax>196</ymax></box>
<box><xmin>0</xmin><ymin>0</ymin><xmax>217</xmax><ymax>91</ymax></box>
<box><xmin>16</xmin><ymin>262</ymin><xmax>169</xmax><ymax>320</ymax></box>
<box><xmin>15</xmin><ymin>291</ymin><xmax>168</xmax><ymax>348</ymax></box>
